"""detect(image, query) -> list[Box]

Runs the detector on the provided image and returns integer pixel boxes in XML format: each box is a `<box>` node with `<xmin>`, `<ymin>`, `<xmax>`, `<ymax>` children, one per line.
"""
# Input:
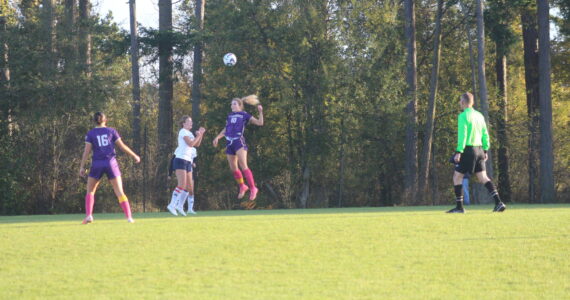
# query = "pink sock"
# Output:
<box><xmin>85</xmin><ymin>194</ymin><xmax>94</xmax><ymax>217</ymax></box>
<box><xmin>242</xmin><ymin>168</ymin><xmax>256</xmax><ymax>189</ymax></box>
<box><xmin>120</xmin><ymin>201</ymin><xmax>132</xmax><ymax>219</ymax></box>
<box><xmin>233</xmin><ymin>170</ymin><xmax>247</xmax><ymax>188</ymax></box>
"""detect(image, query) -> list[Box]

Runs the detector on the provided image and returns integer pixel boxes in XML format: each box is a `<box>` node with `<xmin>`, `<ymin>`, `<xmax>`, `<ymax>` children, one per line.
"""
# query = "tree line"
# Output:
<box><xmin>1</xmin><ymin>0</ymin><xmax>569</xmax><ymax>215</ymax></box>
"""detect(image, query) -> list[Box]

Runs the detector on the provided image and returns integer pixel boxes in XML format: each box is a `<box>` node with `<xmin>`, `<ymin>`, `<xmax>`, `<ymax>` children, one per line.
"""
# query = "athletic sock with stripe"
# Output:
<box><xmin>484</xmin><ymin>181</ymin><xmax>501</xmax><ymax>205</ymax></box>
<box><xmin>454</xmin><ymin>184</ymin><xmax>464</xmax><ymax>209</ymax></box>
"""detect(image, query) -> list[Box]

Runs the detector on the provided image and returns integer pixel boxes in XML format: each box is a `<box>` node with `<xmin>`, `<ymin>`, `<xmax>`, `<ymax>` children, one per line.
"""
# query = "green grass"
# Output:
<box><xmin>1</xmin><ymin>205</ymin><xmax>569</xmax><ymax>299</ymax></box>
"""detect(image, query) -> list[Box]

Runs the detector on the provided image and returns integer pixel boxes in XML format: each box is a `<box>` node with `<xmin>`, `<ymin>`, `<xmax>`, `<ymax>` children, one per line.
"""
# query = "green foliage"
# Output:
<box><xmin>0</xmin><ymin>1</ymin><xmax>133</xmax><ymax>214</ymax></box>
<box><xmin>485</xmin><ymin>0</ymin><xmax>519</xmax><ymax>56</ymax></box>
<box><xmin>554</xmin><ymin>0</ymin><xmax>570</xmax><ymax>36</ymax></box>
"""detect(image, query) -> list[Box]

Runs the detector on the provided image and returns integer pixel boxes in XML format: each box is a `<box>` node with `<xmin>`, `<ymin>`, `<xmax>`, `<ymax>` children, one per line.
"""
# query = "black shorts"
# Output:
<box><xmin>173</xmin><ymin>157</ymin><xmax>193</xmax><ymax>172</ymax></box>
<box><xmin>455</xmin><ymin>146</ymin><xmax>486</xmax><ymax>175</ymax></box>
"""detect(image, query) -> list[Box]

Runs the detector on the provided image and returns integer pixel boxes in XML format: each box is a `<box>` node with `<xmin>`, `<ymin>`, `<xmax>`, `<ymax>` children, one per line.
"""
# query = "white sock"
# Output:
<box><xmin>169</xmin><ymin>187</ymin><xmax>183</xmax><ymax>207</ymax></box>
<box><xmin>187</xmin><ymin>195</ymin><xmax>195</xmax><ymax>211</ymax></box>
<box><xmin>177</xmin><ymin>191</ymin><xmax>189</xmax><ymax>210</ymax></box>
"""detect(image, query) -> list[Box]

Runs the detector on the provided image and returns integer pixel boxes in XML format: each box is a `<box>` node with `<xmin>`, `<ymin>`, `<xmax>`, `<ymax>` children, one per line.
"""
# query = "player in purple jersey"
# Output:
<box><xmin>79</xmin><ymin>112</ymin><xmax>141</xmax><ymax>224</ymax></box>
<box><xmin>213</xmin><ymin>95</ymin><xmax>264</xmax><ymax>204</ymax></box>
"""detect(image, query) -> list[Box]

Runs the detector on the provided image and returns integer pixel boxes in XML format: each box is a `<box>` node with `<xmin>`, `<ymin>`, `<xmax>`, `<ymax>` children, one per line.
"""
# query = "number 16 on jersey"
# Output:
<box><xmin>96</xmin><ymin>135</ymin><xmax>109</xmax><ymax>147</ymax></box>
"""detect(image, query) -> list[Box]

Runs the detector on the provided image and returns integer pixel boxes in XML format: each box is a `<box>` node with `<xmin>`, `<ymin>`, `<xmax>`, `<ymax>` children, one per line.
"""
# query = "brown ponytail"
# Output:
<box><xmin>93</xmin><ymin>112</ymin><xmax>106</xmax><ymax>125</ymax></box>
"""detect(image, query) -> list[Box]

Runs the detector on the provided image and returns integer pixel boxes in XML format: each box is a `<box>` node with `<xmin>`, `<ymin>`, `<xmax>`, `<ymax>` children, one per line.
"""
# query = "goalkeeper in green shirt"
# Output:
<box><xmin>448</xmin><ymin>92</ymin><xmax>506</xmax><ymax>213</ymax></box>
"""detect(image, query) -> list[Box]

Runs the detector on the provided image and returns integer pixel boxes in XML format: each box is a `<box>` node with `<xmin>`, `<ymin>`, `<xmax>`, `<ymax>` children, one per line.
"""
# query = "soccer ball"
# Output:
<box><xmin>223</xmin><ymin>53</ymin><xmax>237</xmax><ymax>66</ymax></box>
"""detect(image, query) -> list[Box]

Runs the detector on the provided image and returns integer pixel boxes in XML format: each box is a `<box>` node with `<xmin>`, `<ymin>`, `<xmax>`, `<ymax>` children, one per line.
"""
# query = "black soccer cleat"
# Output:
<box><xmin>446</xmin><ymin>207</ymin><xmax>465</xmax><ymax>214</ymax></box>
<box><xmin>493</xmin><ymin>202</ymin><xmax>506</xmax><ymax>212</ymax></box>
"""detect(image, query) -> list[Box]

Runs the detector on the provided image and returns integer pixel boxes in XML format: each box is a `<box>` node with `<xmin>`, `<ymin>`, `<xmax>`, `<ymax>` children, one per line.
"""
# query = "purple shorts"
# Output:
<box><xmin>225</xmin><ymin>137</ymin><xmax>248</xmax><ymax>155</ymax></box>
<box><xmin>89</xmin><ymin>158</ymin><xmax>121</xmax><ymax>180</ymax></box>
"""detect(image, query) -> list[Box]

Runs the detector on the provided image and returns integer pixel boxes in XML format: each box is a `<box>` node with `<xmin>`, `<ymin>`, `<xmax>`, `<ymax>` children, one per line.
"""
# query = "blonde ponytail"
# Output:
<box><xmin>241</xmin><ymin>95</ymin><xmax>260</xmax><ymax>106</ymax></box>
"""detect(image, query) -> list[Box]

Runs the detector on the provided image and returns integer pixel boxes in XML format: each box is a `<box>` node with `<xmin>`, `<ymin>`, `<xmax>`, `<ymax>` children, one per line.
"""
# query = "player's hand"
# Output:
<box><xmin>257</xmin><ymin>105</ymin><xmax>263</xmax><ymax>113</ymax></box>
<box><xmin>79</xmin><ymin>167</ymin><xmax>86</xmax><ymax>178</ymax></box>
<box><xmin>454</xmin><ymin>153</ymin><xmax>461</xmax><ymax>163</ymax></box>
<box><xmin>199</xmin><ymin>127</ymin><xmax>206</xmax><ymax>134</ymax></box>
<box><xmin>133</xmin><ymin>154</ymin><xmax>141</xmax><ymax>164</ymax></box>
<box><xmin>213</xmin><ymin>137</ymin><xmax>219</xmax><ymax>147</ymax></box>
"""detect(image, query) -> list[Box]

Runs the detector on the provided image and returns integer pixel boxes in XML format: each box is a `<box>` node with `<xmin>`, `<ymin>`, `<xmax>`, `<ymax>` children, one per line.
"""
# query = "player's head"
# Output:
<box><xmin>179</xmin><ymin>115</ymin><xmax>192</xmax><ymax>129</ymax></box>
<box><xmin>231</xmin><ymin>95</ymin><xmax>260</xmax><ymax>112</ymax></box>
<box><xmin>460</xmin><ymin>92</ymin><xmax>474</xmax><ymax>109</ymax></box>
<box><xmin>231</xmin><ymin>98</ymin><xmax>244</xmax><ymax>112</ymax></box>
<box><xmin>93</xmin><ymin>112</ymin><xmax>107</xmax><ymax>126</ymax></box>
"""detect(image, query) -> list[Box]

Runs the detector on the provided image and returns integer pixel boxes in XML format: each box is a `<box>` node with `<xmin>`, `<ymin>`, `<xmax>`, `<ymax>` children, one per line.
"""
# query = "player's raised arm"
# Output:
<box><xmin>249</xmin><ymin>105</ymin><xmax>264</xmax><ymax>126</ymax></box>
<box><xmin>193</xmin><ymin>127</ymin><xmax>206</xmax><ymax>147</ymax></box>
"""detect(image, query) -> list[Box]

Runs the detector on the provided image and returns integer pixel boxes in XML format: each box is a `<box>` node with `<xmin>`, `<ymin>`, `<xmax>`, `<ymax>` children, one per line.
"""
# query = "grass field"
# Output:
<box><xmin>1</xmin><ymin>205</ymin><xmax>569</xmax><ymax>299</ymax></box>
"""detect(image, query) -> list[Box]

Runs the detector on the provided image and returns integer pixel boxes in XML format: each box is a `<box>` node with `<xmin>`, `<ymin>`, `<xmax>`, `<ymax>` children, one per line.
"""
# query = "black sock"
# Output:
<box><xmin>454</xmin><ymin>184</ymin><xmax>464</xmax><ymax>209</ymax></box>
<box><xmin>484</xmin><ymin>181</ymin><xmax>501</xmax><ymax>205</ymax></box>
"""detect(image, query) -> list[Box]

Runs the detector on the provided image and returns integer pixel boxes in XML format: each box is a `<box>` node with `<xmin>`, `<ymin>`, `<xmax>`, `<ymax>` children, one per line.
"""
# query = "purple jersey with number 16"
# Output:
<box><xmin>85</xmin><ymin>127</ymin><xmax>122</xmax><ymax>179</ymax></box>
<box><xmin>85</xmin><ymin>127</ymin><xmax>121</xmax><ymax>160</ymax></box>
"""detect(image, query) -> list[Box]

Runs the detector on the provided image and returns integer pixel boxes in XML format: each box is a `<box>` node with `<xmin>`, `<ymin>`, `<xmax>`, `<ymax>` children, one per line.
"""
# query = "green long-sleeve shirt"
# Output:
<box><xmin>456</xmin><ymin>107</ymin><xmax>490</xmax><ymax>153</ymax></box>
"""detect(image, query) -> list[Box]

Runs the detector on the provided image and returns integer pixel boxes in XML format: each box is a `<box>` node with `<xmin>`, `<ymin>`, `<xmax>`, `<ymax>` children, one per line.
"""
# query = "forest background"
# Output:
<box><xmin>0</xmin><ymin>0</ymin><xmax>568</xmax><ymax>215</ymax></box>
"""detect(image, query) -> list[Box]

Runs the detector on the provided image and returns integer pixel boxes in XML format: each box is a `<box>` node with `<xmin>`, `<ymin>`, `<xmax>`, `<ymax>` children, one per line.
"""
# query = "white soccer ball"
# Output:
<box><xmin>223</xmin><ymin>53</ymin><xmax>237</xmax><ymax>66</ymax></box>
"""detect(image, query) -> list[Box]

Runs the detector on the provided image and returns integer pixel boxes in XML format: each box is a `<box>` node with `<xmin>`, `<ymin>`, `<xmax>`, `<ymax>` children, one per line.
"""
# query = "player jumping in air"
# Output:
<box><xmin>213</xmin><ymin>95</ymin><xmax>263</xmax><ymax>204</ymax></box>
<box><xmin>79</xmin><ymin>112</ymin><xmax>141</xmax><ymax>223</ymax></box>
<box><xmin>448</xmin><ymin>92</ymin><xmax>506</xmax><ymax>213</ymax></box>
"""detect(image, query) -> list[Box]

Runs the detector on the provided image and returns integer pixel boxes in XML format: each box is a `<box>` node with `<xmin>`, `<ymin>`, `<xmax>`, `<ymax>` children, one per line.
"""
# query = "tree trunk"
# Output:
<box><xmin>42</xmin><ymin>0</ymin><xmax>56</xmax><ymax>74</ymax></box>
<box><xmin>404</xmin><ymin>0</ymin><xmax>418</xmax><ymax>205</ymax></box>
<box><xmin>537</xmin><ymin>0</ymin><xmax>555</xmax><ymax>202</ymax></box>
<box><xmin>129</xmin><ymin>0</ymin><xmax>142</xmax><ymax>209</ymax></box>
<box><xmin>296</xmin><ymin>2</ymin><xmax>329</xmax><ymax>208</ymax></box>
<box><xmin>521</xmin><ymin>6</ymin><xmax>540</xmax><ymax>203</ymax></box>
<box><xmin>158</xmin><ymin>0</ymin><xmax>174</xmax><ymax>202</ymax></box>
<box><xmin>64</xmin><ymin>0</ymin><xmax>77</xmax><ymax>71</ymax></box>
<box><xmin>338</xmin><ymin>116</ymin><xmax>346</xmax><ymax>207</ymax></box>
<box><xmin>79</xmin><ymin>0</ymin><xmax>91</xmax><ymax>75</ymax></box>
<box><xmin>0</xmin><ymin>16</ymin><xmax>12</xmax><ymax>136</ymax></box>
<box><xmin>191</xmin><ymin>0</ymin><xmax>205</xmax><ymax>130</ymax></box>
<box><xmin>430</xmin><ymin>136</ymin><xmax>439</xmax><ymax>205</ymax></box>
<box><xmin>0</xmin><ymin>16</ymin><xmax>9</xmax><ymax>84</ymax></box>
<box><xmin>460</xmin><ymin>1</ymin><xmax>478</xmax><ymax>107</ymax></box>
<box><xmin>495</xmin><ymin>53</ymin><xmax>511</xmax><ymax>203</ymax></box>
<box><xmin>473</xmin><ymin>0</ymin><xmax>493</xmax><ymax>204</ymax></box>
<box><xmin>299</xmin><ymin>164</ymin><xmax>310</xmax><ymax>208</ymax></box>
<box><xmin>418</xmin><ymin>0</ymin><xmax>443</xmax><ymax>204</ymax></box>
<box><xmin>129</xmin><ymin>0</ymin><xmax>141</xmax><ymax>154</ymax></box>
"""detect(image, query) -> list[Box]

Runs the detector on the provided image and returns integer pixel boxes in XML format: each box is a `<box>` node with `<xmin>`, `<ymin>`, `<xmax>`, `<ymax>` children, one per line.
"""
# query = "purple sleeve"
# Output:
<box><xmin>85</xmin><ymin>133</ymin><xmax>92</xmax><ymax>144</ymax></box>
<box><xmin>111</xmin><ymin>128</ymin><xmax>121</xmax><ymax>143</ymax></box>
<box><xmin>244</xmin><ymin>112</ymin><xmax>252</xmax><ymax>123</ymax></box>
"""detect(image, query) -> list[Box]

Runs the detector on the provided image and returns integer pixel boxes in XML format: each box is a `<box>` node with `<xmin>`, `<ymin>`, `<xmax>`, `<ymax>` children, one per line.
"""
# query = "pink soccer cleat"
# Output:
<box><xmin>238</xmin><ymin>185</ymin><xmax>249</xmax><ymax>199</ymax></box>
<box><xmin>82</xmin><ymin>215</ymin><xmax>93</xmax><ymax>224</ymax></box>
<box><xmin>249</xmin><ymin>187</ymin><xmax>258</xmax><ymax>201</ymax></box>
